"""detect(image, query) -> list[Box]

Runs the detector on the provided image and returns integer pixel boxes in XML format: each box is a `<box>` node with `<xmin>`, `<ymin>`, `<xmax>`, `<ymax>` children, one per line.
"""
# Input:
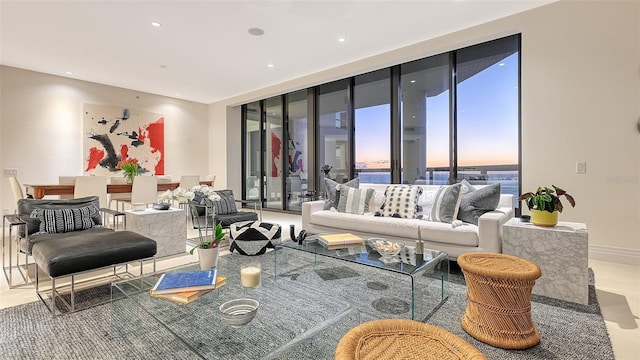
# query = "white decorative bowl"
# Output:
<box><xmin>373</xmin><ymin>239</ymin><xmax>403</xmax><ymax>263</ymax></box>
<box><xmin>219</xmin><ymin>298</ymin><xmax>259</xmax><ymax>328</ymax></box>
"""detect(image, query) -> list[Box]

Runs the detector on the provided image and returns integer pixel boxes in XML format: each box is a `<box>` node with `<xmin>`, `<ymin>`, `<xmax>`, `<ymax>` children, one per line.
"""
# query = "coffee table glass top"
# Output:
<box><xmin>281</xmin><ymin>235</ymin><xmax>448</xmax><ymax>276</ymax></box>
<box><xmin>111</xmin><ymin>255</ymin><xmax>357</xmax><ymax>360</ymax></box>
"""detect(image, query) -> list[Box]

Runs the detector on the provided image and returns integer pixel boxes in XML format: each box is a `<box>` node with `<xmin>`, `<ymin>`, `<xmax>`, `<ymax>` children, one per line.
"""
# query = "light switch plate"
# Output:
<box><xmin>3</xmin><ymin>168</ymin><xmax>18</xmax><ymax>177</ymax></box>
<box><xmin>576</xmin><ymin>162</ymin><xmax>586</xmax><ymax>174</ymax></box>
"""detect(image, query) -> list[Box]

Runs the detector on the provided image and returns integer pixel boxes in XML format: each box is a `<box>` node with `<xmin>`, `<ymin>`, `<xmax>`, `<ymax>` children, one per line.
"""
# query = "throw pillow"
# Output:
<box><xmin>457</xmin><ymin>183</ymin><xmax>501</xmax><ymax>225</ymax></box>
<box><xmin>337</xmin><ymin>187</ymin><xmax>375</xmax><ymax>215</ymax></box>
<box><xmin>416</xmin><ymin>190</ymin><xmax>437</xmax><ymax>219</ymax></box>
<box><xmin>324</xmin><ymin>177</ymin><xmax>359</xmax><ymax>210</ymax></box>
<box><xmin>31</xmin><ymin>205</ymin><xmax>98</xmax><ymax>234</ymax></box>
<box><xmin>460</xmin><ymin>179</ymin><xmax>477</xmax><ymax>193</ymax></box>
<box><xmin>209</xmin><ymin>189</ymin><xmax>238</xmax><ymax>215</ymax></box>
<box><xmin>382</xmin><ymin>185</ymin><xmax>422</xmax><ymax>219</ymax></box>
<box><xmin>429</xmin><ymin>183</ymin><xmax>467</xmax><ymax>223</ymax></box>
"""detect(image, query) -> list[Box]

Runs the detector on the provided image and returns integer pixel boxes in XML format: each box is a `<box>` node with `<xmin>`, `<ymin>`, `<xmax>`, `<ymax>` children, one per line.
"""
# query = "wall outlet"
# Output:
<box><xmin>576</xmin><ymin>162</ymin><xmax>587</xmax><ymax>174</ymax></box>
<box><xmin>3</xmin><ymin>168</ymin><xmax>18</xmax><ymax>177</ymax></box>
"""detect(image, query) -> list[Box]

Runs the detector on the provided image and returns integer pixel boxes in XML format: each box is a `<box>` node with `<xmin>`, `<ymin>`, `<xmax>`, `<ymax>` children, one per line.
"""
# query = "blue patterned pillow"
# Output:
<box><xmin>31</xmin><ymin>205</ymin><xmax>98</xmax><ymax>233</ymax></box>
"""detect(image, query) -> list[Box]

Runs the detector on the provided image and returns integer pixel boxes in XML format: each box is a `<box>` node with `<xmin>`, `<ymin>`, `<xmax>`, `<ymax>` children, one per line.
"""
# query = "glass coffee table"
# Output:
<box><xmin>111</xmin><ymin>254</ymin><xmax>359</xmax><ymax>360</ymax></box>
<box><xmin>276</xmin><ymin>235</ymin><xmax>449</xmax><ymax>321</ymax></box>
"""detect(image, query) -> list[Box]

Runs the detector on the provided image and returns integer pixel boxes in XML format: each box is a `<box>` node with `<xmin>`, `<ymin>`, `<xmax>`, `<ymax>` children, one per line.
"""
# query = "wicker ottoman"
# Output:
<box><xmin>458</xmin><ymin>252</ymin><xmax>542</xmax><ymax>350</ymax></box>
<box><xmin>335</xmin><ymin>319</ymin><xmax>486</xmax><ymax>360</ymax></box>
<box><xmin>229</xmin><ymin>221</ymin><xmax>281</xmax><ymax>256</ymax></box>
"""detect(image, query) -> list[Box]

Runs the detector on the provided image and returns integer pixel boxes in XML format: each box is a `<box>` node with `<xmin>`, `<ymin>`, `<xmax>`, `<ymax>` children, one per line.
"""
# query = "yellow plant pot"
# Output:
<box><xmin>530</xmin><ymin>209</ymin><xmax>558</xmax><ymax>227</ymax></box>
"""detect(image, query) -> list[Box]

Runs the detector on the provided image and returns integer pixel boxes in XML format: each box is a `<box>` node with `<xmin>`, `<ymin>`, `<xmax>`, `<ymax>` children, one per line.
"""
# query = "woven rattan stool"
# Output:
<box><xmin>458</xmin><ymin>252</ymin><xmax>542</xmax><ymax>350</ymax></box>
<box><xmin>334</xmin><ymin>319</ymin><xmax>486</xmax><ymax>360</ymax></box>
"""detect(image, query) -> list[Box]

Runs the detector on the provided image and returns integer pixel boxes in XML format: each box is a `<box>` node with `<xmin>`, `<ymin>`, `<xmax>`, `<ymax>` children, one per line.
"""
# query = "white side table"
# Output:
<box><xmin>125</xmin><ymin>208</ymin><xmax>187</xmax><ymax>258</ymax></box>
<box><xmin>503</xmin><ymin>218</ymin><xmax>589</xmax><ymax>304</ymax></box>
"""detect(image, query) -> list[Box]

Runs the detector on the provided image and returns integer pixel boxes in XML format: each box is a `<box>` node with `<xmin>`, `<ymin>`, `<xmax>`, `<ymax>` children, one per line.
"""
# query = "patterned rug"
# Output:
<box><xmin>0</xmin><ymin>249</ymin><xmax>614</xmax><ymax>359</ymax></box>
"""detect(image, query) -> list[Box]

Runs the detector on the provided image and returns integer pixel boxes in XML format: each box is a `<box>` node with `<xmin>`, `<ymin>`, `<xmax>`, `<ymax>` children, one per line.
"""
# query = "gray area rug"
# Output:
<box><xmin>0</xmin><ymin>249</ymin><xmax>614</xmax><ymax>359</ymax></box>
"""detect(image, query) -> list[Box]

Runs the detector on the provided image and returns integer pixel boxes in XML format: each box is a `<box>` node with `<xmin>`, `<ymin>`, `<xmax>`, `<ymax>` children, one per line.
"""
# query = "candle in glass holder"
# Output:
<box><xmin>240</xmin><ymin>264</ymin><xmax>261</xmax><ymax>288</ymax></box>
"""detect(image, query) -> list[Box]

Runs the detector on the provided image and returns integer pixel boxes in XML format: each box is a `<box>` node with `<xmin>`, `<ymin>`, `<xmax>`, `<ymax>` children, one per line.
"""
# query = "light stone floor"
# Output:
<box><xmin>1</xmin><ymin>211</ymin><xmax>639</xmax><ymax>359</ymax></box>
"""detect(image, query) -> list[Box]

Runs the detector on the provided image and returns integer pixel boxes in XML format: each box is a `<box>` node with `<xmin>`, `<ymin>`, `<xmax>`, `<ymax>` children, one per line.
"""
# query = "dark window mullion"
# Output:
<box><xmin>449</xmin><ymin>52</ymin><xmax>458</xmax><ymax>185</ymax></box>
<box><xmin>390</xmin><ymin>65</ymin><xmax>401</xmax><ymax>184</ymax></box>
<box><xmin>347</xmin><ymin>77</ymin><xmax>355</xmax><ymax>180</ymax></box>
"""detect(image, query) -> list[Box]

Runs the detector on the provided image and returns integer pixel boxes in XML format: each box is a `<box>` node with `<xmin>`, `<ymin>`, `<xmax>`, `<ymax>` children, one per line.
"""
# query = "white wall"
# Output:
<box><xmin>210</xmin><ymin>1</ymin><xmax>640</xmax><ymax>259</ymax></box>
<box><xmin>0</xmin><ymin>66</ymin><xmax>209</xmax><ymax>213</ymax></box>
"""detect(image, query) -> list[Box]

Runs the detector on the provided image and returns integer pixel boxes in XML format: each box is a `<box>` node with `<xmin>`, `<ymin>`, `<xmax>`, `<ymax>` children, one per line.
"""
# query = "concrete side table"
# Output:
<box><xmin>125</xmin><ymin>208</ymin><xmax>187</xmax><ymax>258</ymax></box>
<box><xmin>503</xmin><ymin>218</ymin><xmax>589</xmax><ymax>304</ymax></box>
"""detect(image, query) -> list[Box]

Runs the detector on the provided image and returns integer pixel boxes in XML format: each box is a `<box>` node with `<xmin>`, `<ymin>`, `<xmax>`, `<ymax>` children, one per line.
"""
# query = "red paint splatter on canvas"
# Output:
<box><xmin>120</xmin><ymin>144</ymin><xmax>129</xmax><ymax>160</ymax></box>
<box><xmin>146</xmin><ymin>117</ymin><xmax>165</xmax><ymax>175</ymax></box>
<box><xmin>86</xmin><ymin>147</ymin><xmax>105</xmax><ymax>171</ymax></box>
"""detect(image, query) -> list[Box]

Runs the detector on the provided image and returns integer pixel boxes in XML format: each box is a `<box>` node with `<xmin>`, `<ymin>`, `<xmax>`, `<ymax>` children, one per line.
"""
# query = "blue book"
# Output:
<box><xmin>150</xmin><ymin>269</ymin><xmax>218</xmax><ymax>295</ymax></box>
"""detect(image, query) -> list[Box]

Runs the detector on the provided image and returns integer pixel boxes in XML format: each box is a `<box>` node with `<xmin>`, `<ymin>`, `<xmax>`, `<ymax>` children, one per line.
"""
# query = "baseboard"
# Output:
<box><xmin>589</xmin><ymin>244</ymin><xmax>640</xmax><ymax>265</ymax></box>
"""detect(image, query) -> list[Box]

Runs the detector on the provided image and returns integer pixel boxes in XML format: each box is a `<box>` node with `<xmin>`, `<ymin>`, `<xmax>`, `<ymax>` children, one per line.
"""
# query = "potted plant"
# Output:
<box><xmin>117</xmin><ymin>158</ymin><xmax>140</xmax><ymax>183</ymax></box>
<box><xmin>158</xmin><ymin>185</ymin><xmax>225</xmax><ymax>269</ymax></box>
<box><xmin>518</xmin><ymin>185</ymin><xmax>575</xmax><ymax>227</ymax></box>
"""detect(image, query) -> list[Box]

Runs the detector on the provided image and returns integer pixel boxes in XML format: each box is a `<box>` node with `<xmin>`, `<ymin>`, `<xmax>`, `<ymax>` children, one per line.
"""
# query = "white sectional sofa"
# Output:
<box><xmin>302</xmin><ymin>183</ymin><xmax>514</xmax><ymax>259</ymax></box>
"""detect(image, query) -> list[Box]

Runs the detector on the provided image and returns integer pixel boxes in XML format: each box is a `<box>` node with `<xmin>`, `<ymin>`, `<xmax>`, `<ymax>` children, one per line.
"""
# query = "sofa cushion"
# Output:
<box><xmin>337</xmin><ymin>187</ymin><xmax>374</xmax><ymax>215</ymax></box>
<box><xmin>18</xmin><ymin>226</ymin><xmax>114</xmax><ymax>254</ymax></box>
<box><xmin>382</xmin><ymin>185</ymin><xmax>422</xmax><ymax>219</ymax></box>
<box><xmin>324</xmin><ymin>178</ymin><xmax>359</xmax><ymax>210</ymax></box>
<box><xmin>457</xmin><ymin>183</ymin><xmax>501</xmax><ymax>225</ymax></box>
<box><xmin>195</xmin><ymin>189</ymin><xmax>237</xmax><ymax>215</ymax></box>
<box><xmin>310</xmin><ymin>210</ymin><xmax>479</xmax><ymax>247</ymax></box>
<box><xmin>430</xmin><ymin>183</ymin><xmax>467</xmax><ymax>223</ymax></box>
<box><xmin>31</xmin><ymin>205</ymin><xmax>99</xmax><ymax>234</ymax></box>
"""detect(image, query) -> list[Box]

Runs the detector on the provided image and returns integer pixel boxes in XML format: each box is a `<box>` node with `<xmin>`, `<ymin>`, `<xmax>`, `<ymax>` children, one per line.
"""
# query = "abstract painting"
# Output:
<box><xmin>83</xmin><ymin>104</ymin><xmax>164</xmax><ymax>176</ymax></box>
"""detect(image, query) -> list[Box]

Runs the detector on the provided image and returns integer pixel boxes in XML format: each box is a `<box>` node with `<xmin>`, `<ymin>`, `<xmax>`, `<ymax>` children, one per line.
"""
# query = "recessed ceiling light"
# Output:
<box><xmin>267</xmin><ymin>64</ymin><xmax>274</xmax><ymax>68</ymax></box>
<box><xmin>65</xmin><ymin>71</ymin><xmax>73</xmax><ymax>75</ymax></box>
<box><xmin>151</xmin><ymin>21</ymin><xmax>161</xmax><ymax>27</ymax></box>
<box><xmin>499</xmin><ymin>63</ymin><xmax>506</xmax><ymax>66</ymax></box>
<box><xmin>338</xmin><ymin>37</ymin><xmax>346</xmax><ymax>42</ymax></box>
<box><xmin>410</xmin><ymin>80</ymin><xmax>416</xmax><ymax>83</ymax></box>
<box><xmin>176</xmin><ymin>93</ymin><xmax>180</xmax><ymax>96</ymax></box>
<box><xmin>248</xmin><ymin>27</ymin><xmax>264</xmax><ymax>36</ymax></box>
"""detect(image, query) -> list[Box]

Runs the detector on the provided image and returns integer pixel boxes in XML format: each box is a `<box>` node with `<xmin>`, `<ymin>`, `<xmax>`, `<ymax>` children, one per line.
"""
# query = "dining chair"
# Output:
<box><xmin>180</xmin><ymin>175</ymin><xmax>200</xmax><ymax>190</ymax></box>
<box><xmin>130</xmin><ymin>176</ymin><xmax>159</xmax><ymax>208</ymax></box>
<box><xmin>9</xmin><ymin>176</ymin><xmax>25</xmax><ymax>204</ymax></box>
<box><xmin>205</xmin><ymin>174</ymin><xmax>216</xmax><ymax>187</ymax></box>
<box><xmin>109</xmin><ymin>176</ymin><xmax>132</xmax><ymax>211</ymax></box>
<box><xmin>58</xmin><ymin>176</ymin><xmax>76</xmax><ymax>200</ymax></box>
<box><xmin>74</xmin><ymin>176</ymin><xmax>126</xmax><ymax>229</ymax></box>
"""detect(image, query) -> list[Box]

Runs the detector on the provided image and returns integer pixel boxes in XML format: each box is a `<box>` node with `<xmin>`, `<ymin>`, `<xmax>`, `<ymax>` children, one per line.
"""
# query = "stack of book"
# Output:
<box><xmin>150</xmin><ymin>269</ymin><xmax>226</xmax><ymax>304</ymax></box>
<box><xmin>318</xmin><ymin>233</ymin><xmax>364</xmax><ymax>250</ymax></box>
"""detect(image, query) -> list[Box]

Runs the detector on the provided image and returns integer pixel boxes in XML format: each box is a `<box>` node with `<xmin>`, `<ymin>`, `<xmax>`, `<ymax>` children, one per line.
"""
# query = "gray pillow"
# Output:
<box><xmin>324</xmin><ymin>177</ymin><xmax>359</xmax><ymax>210</ymax></box>
<box><xmin>429</xmin><ymin>183</ymin><xmax>466</xmax><ymax>223</ymax></box>
<box><xmin>337</xmin><ymin>187</ymin><xmax>374</xmax><ymax>215</ymax></box>
<box><xmin>457</xmin><ymin>183</ymin><xmax>501</xmax><ymax>225</ymax></box>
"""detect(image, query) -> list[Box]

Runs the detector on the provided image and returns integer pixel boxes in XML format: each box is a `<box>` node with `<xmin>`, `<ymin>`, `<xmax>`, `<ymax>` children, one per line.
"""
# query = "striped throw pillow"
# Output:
<box><xmin>337</xmin><ymin>187</ymin><xmax>374</xmax><ymax>215</ymax></box>
<box><xmin>429</xmin><ymin>183</ymin><xmax>468</xmax><ymax>223</ymax></box>
<box><xmin>31</xmin><ymin>205</ymin><xmax>98</xmax><ymax>233</ymax></box>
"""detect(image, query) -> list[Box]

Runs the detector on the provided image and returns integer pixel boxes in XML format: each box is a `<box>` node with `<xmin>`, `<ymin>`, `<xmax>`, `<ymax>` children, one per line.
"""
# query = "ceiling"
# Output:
<box><xmin>0</xmin><ymin>1</ymin><xmax>554</xmax><ymax>104</ymax></box>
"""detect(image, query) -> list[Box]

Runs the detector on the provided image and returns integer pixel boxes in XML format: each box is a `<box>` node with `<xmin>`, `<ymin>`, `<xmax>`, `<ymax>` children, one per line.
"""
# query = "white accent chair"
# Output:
<box><xmin>74</xmin><ymin>176</ymin><xmax>125</xmax><ymax>229</ymax></box>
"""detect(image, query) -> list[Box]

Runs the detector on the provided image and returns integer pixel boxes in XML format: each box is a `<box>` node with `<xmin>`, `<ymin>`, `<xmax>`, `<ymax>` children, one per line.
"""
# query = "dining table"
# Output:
<box><xmin>24</xmin><ymin>181</ymin><xmax>213</xmax><ymax>199</ymax></box>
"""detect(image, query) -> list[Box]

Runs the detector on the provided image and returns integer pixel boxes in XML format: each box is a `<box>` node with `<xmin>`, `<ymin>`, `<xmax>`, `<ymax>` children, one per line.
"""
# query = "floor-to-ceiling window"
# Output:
<box><xmin>285</xmin><ymin>90</ymin><xmax>308</xmax><ymax>211</ymax></box>
<box><xmin>264</xmin><ymin>96</ymin><xmax>284</xmax><ymax>210</ymax></box>
<box><xmin>243</xmin><ymin>101</ymin><xmax>261</xmax><ymax>200</ymax></box>
<box><xmin>354</xmin><ymin>69</ymin><xmax>391</xmax><ymax>183</ymax></box>
<box><xmin>241</xmin><ymin>34</ymin><xmax>520</xmax><ymax>213</ymax></box>
<box><xmin>455</xmin><ymin>36</ymin><xmax>520</xmax><ymax>203</ymax></box>
<box><xmin>317</xmin><ymin>80</ymin><xmax>350</xmax><ymax>194</ymax></box>
<box><xmin>400</xmin><ymin>54</ymin><xmax>450</xmax><ymax>185</ymax></box>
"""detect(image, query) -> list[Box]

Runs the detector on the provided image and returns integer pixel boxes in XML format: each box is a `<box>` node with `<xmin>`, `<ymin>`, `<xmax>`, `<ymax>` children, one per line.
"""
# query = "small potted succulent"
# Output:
<box><xmin>519</xmin><ymin>185</ymin><xmax>575</xmax><ymax>227</ymax></box>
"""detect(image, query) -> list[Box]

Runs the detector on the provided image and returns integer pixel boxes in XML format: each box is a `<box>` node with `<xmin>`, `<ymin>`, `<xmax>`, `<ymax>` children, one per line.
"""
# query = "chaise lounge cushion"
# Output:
<box><xmin>18</xmin><ymin>226</ymin><xmax>113</xmax><ymax>254</ymax></box>
<box><xmin>31</xmin><ymin>230</ymin><xmax>157</xmax><ymax>278</ymax></box>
